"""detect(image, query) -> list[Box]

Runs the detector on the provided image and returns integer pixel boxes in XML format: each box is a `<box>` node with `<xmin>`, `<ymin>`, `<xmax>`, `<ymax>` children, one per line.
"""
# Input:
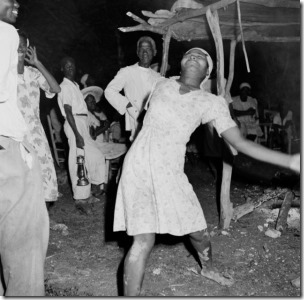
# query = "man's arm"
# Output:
<box><xmin>104</xmin><ymin>68</ymin><xmax>130</xmax><ymax>115</ymax></box>
<box><xmin>94</xmin><ymin>120</ymin><xmax>110</xmax><ymax>138</ymax></box>
<box><xmin>0</xmin><ymin>26</ymin><xmax>18</xmax><ymax>103</ymax></box>
<box><xmin>64</xmin><ymin>104</ymin><xmax>84</xmax><ymax>149</ymax></box>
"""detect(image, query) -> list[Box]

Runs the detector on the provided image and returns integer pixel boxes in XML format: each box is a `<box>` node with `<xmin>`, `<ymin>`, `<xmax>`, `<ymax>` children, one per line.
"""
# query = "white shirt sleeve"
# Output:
<box><xmin>59</xmin><ymin>84</ymin><xmax>74</xmax><ymax>108</ymax></box>
<box><xmin>104</xmin><ymin>67</ymin><xmax>130</xmax><ymax>115</ymax></box>
<box><xmin>0</xmin><ymin>25</ymin><xmax>18</xmax><ymax>103</ymax></box>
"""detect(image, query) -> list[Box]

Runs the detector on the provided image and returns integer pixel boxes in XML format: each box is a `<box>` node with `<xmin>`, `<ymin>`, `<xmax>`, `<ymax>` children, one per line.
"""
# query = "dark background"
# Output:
<box><xmin>15</xmin><ymin>0</ymin><xmax>301</xmax><ymax>130</ymax></box>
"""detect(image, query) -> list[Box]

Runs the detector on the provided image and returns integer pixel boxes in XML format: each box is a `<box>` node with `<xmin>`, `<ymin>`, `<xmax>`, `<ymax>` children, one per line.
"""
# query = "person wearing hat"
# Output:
<box><xmin>104</xmin><ymin>36</ymin><xmax>161</xmax><ymax>142</ymax></box>
<box><xmin>57</xmin><ymin>57</ymin><xmax>106</xmax><ymax>210</ymax></box>
<box><xmin>113</xmin><ymin>48</ymin><xmax>299</xmax><ymax>296</ymax></box>
<box><xmin>232</xmin><ymin>82</ymin><xmax>263</xmax><ymax>141</ymax></box>
<box><xmin>82</xmin><ymin>86</ymin><xmax>109</xmax><ymax>142</ymax></box>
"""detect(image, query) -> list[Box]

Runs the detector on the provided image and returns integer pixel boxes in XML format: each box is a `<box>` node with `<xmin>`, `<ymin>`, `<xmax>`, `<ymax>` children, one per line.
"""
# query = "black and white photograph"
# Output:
<box><xmin>0</xmin><ymin>0</ymin><xmax>301</xmax><ymax>296</ymax></box>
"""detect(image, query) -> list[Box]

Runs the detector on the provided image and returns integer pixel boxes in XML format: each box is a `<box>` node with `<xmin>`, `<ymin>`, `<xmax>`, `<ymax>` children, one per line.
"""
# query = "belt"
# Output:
<box><xmin>75</xmin><ymin>114</ymin><xmax>88</xmax><ymax>117</ymax></box>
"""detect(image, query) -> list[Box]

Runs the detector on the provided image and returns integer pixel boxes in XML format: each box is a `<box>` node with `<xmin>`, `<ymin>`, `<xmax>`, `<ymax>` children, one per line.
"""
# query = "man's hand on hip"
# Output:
<box><xmin>127</xmin><ymin>105</ymin><xmax>139</xmax><ymax>120</ymax></box>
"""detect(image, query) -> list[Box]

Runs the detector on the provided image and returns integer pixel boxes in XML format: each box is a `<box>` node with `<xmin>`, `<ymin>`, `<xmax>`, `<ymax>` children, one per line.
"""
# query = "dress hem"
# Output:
<box><xmin>113</xmin><ymin>225</ymin><xmax>208</xmax><ymax>237</ymax></box>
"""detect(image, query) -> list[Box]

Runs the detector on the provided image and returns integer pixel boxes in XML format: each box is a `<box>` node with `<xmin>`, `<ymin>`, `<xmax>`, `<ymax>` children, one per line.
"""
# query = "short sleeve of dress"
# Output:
<box><xmin>144</xmin><ymin>76</ymin><xmax>164</xmax><ymax>110</ymax></box>
<box><xmin>202</xmin><ymin>94</ymin><xmax>237</xmax><ymax>137</ymax></box>
<box><xmin>30</xmin><ymin>67</ymin><xmax>55</xmax><ymax>99</ymax></box>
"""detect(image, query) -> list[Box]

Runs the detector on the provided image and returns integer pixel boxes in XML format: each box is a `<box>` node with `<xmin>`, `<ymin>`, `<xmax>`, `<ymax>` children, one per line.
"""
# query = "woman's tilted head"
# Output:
<box><xmin>181</xmin><ymin>48</ymin><xmax>213</xmax><ymax>88</ymax></box>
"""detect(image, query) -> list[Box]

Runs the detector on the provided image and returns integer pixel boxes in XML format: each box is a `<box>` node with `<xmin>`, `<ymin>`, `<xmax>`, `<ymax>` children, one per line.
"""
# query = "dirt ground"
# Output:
<box><xmin>45</xmin><ymin>153</ymin><xmax>301</xmax><ymax>296</ymax></box>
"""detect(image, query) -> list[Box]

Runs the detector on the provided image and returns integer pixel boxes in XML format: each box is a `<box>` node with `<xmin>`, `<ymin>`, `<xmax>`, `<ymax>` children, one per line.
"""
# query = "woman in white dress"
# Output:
<box><xmin>17</xmin><ymin>31</ymin><xmax>61</xmax><ymax>203</ymax></box>
<box><xmin>114</xmin><ymin>48</ymin><xmax>300</xmax><ymax>296</ymax></box>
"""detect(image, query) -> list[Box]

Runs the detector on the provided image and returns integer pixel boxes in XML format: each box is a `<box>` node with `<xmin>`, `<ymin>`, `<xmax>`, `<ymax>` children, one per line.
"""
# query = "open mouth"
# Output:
<box><xmin>187</xmin><ymin>59</ymin><xmax>199</xmax><ymax>65</ymax></box>
<box><xmin>12</xmin><ymin>6</ymin><xmax>18</xmax><ymax>16</ymax></box>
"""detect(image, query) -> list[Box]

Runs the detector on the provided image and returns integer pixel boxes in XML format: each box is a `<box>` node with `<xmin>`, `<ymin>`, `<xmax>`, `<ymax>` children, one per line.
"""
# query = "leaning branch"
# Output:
<box><xmin>118</xmin><ymin>24</ymin><xmax>166</xmax><ymax>35</ymax></box>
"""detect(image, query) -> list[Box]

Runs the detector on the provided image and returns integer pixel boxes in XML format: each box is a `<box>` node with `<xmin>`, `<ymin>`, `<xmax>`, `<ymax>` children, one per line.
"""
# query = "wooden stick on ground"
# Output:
<box><xmin>276</xmin><ymin>191</ymin><xmax>294</xmax><ymax>232</ymax></box>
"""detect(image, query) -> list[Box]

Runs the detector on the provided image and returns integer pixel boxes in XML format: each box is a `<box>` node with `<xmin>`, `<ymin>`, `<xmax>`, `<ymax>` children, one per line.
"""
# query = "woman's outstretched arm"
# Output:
<box><xmin>221</xmin><ymin>126</ymin><xmax>300</xmax><ymax>173</ymax></box>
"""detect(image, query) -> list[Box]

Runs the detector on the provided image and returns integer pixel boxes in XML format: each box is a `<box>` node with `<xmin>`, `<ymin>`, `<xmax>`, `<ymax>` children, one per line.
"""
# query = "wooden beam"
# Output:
<box><xmin>220</xmin><ymin>21</ymin><xmax>300</xmax><ymax>27</ymax></box>
<box><xmin>239</xmin><ymin>0</ymin><xmax>300</xmax><ymax>8</ymax></box>
<box><xmin>158</xmin><ymin>0</ymin><xmax>237</xmax><ymax>28</ymax></box>
<box><xmin>158</xmin><ymin>0</ymin><xmax>299</xmax><ymax>28</ymax></box>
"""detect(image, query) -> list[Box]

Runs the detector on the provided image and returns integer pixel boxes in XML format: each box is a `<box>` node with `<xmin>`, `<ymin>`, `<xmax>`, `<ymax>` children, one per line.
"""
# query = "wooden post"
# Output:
<box><xmin>206</xmin><ymin>8</ymin><xmax>234</xmax><ymax>229</ymax></box>
<box><xmin>160</xmin><ymin>27</ymin><xmax>172</xmax><ymax>77</ymax></box>
<box><xmin>220</xmin><ymin>160</ymin><xmax>234</xmax><ymax>228</ymax></box>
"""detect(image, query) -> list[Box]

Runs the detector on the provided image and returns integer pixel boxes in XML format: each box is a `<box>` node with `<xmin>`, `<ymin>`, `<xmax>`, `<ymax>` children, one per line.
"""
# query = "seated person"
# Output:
<box><xmin>232</xmin><ymin>82</ymin><xmax>263</xmax><ymax>141</ymax></box>
<box><xmin>269</xmin><ymin>102</ymin><xmax>297</xmax><ymax>152</ymax></box>
<box><xmin>84</xmin><ymin>93</ymin><xmax>110</xmax><ymax>142</ymax></box>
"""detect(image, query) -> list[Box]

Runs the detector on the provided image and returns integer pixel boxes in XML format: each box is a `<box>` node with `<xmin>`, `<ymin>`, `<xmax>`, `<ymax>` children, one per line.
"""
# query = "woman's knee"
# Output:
<box><xmin>129</xmin><ymin>233</ymin><xmax>155</xmax><ymax>260</ymax></box>
<box><xmin>189</xmin><ymin>229</ymin><xmax>210</xmax><ymax>242</ymax></box>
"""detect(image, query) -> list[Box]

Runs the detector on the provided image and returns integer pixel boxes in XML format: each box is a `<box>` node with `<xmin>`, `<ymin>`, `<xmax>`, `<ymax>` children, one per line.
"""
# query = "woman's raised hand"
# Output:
<box><xmin>25</xmin><ymin>46</ymin><xmax>39</xmax><ymax>66</ymax></box>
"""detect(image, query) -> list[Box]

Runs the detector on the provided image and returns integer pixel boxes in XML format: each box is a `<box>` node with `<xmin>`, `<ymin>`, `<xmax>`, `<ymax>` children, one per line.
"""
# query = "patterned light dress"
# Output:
<box><xmin>114</xmin><ymin>77</ymin><xmax>236</xmax><ymax>236</ymax></box>
<box><xmin>17</xmin><ymin>66</ymin><xmax>58</xmax><ymax>202</ymax></box>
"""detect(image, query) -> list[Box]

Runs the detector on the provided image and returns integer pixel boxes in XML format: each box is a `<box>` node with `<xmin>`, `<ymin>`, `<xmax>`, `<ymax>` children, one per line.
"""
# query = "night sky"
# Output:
<box><xmin>14</xmin><ymin>0</ymin><xmax>301</xmax><ymax>128</ymax></box>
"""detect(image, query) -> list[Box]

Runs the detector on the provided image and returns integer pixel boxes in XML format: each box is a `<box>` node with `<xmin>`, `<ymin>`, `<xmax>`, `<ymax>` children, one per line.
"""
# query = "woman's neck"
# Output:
<box><xmin>178</xmin><ymin>70</ymin><xmax>204</xmax><ymax>90</ymax></box>
<box><xmin>18</xmin><ymin>61</ymin><xmax>25</xmax><ymax>75</ymax></box>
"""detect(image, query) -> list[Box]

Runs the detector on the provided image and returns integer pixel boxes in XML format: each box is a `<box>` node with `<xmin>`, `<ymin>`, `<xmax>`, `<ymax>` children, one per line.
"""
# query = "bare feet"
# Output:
<box><xmin>200</xmin><ymin>267</ymin><xmax>234</xmax><ymax>286</ymax></box>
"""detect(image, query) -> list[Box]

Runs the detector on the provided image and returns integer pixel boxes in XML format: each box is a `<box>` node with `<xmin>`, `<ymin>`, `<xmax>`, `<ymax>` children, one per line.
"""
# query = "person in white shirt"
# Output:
<box><xmin>232</xmin><ymin>82</ymin><xmax>263</xmax><ymax>141</ymax></box>
<box><xmin>58</xmin><ymin>57</ymin><xmax>106</xmax><ymax>210</ymax></box>
<box><xmin>0</xmin><ymin>0</ymin><xmax>49</xmax><ymax>296</ymax></box>
<box><xmin>105</xmin><ymin>36</ymin><xmax>161</xmax><ymax>142</ymax></box>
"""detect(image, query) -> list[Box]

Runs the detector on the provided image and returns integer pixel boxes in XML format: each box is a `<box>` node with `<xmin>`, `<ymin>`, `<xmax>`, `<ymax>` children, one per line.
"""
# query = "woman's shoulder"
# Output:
<box><xmin>26</xmin><ymin>66</ymin><xmax>41</xmax><ymax>78</ymax></box>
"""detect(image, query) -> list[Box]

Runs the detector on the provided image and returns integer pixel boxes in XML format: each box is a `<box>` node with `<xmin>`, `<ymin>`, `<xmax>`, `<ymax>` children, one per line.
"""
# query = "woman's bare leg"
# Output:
<box><xmin>123</xmin><ymin>233</ymin><xmax>155</xmax><ymax>296</ymax></box>
<box><xmin>189</xmin><ymin>229</ymin><xmax>234</xmax><ymax>286</ymax></box>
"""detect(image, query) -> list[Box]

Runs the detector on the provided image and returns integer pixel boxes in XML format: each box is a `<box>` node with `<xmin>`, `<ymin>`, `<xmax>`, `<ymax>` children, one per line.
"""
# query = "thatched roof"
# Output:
<box><xmin>120</xmin><ymin>0</ymin><xmax>300</xmax><ymax>42</ymax></box>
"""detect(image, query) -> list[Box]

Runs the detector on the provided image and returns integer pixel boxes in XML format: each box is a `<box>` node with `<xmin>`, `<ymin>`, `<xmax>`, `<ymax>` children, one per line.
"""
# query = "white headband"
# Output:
<box><xmin>185</xmin><ymin>48</ymin><xmax>213</xmax><ymax>88</ymax></box>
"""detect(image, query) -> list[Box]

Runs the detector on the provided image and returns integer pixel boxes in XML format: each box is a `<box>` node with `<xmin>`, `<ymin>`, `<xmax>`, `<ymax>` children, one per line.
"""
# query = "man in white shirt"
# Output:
<box><xmin>232</xmin><ymin>82</ymin><xmax>263</xmax><ymax>141</ymax></box>
<box><xmin>0</xmin><ymin>0</ymin><xmax>49</xmax><ymax>296</ymax></box>
<box><xmin>105</xmin><ymin>36</ymin><xmax>161</xmax><ymax>142</ymax></box>
<box><xmin>58</xmin><ymin>57</ymin><xmax>106</xmax><ymax>210</ymax></box>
